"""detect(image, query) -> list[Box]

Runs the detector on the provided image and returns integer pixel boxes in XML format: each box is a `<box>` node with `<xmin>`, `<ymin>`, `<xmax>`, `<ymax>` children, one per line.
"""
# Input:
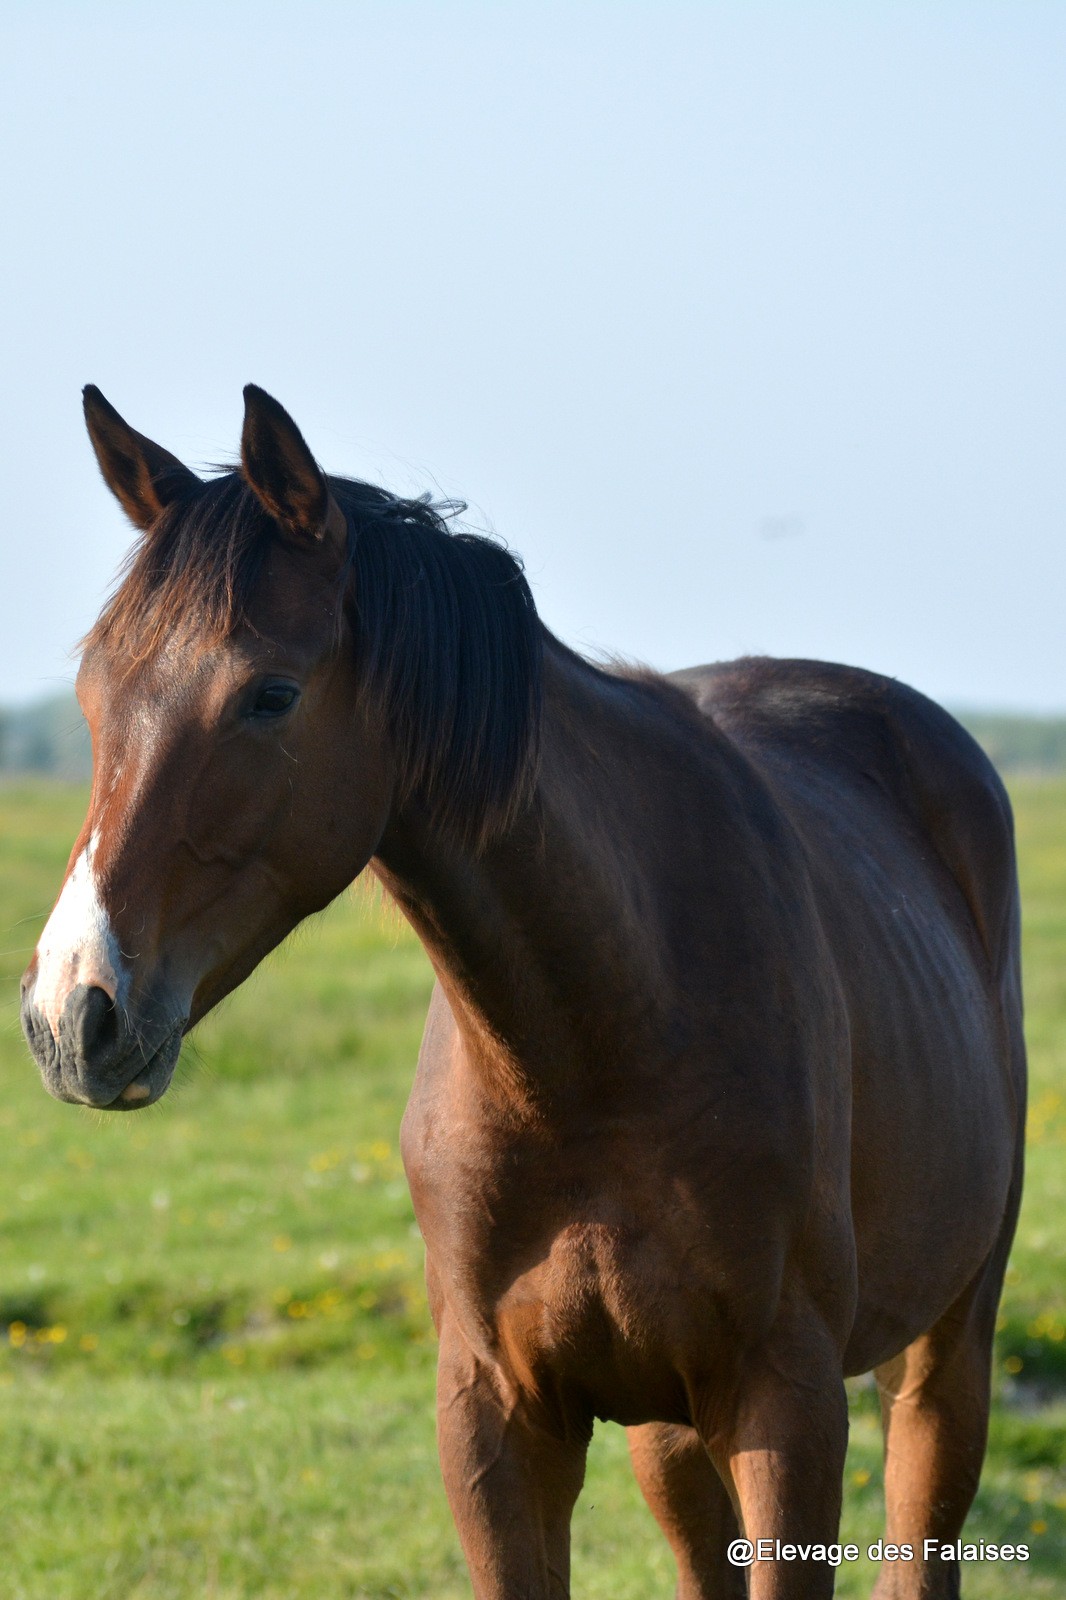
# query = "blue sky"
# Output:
<box><xmin>3</xmin><ymin>2</ymin><xmax>1064</xmax><ymax>709</ymax></box>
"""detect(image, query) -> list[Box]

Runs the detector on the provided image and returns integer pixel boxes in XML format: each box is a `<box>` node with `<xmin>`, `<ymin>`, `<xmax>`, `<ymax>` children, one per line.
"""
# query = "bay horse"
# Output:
<box><xmin>22</xmin><ymin>386</ymin><xmax>1025</xmax><ymax>1599</ymax></box>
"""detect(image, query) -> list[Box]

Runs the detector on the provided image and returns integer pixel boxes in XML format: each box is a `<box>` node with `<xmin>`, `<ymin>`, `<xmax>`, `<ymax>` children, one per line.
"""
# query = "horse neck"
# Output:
<box><xmin>372</xmin><ymin>640</ymin><xmax>703</xmax><ymax>1105</ymax></box>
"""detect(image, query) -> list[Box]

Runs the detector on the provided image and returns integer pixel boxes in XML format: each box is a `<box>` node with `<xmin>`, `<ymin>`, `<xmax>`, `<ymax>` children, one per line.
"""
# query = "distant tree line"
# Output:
<box><xmin>954</xmin><ymin>712</ymin><xmax>1066</xmax><ymax>777</ymax></box>
<box><xmin>0</xmin><ymin>694</ymin><xmax>92</xmax><ymax>781</ymax></box>
<box><xmin>1</xmin><ymin>693</ymin><xmax>1065</xmax><ymax>783</ymax></box>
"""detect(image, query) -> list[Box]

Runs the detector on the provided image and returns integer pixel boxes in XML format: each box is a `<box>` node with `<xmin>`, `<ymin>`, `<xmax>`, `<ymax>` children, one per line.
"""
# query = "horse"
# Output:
<box><xmin>21</xmin><ymin>385</ymin><xmax>1026</xmax><ymax>1599</ymax></box>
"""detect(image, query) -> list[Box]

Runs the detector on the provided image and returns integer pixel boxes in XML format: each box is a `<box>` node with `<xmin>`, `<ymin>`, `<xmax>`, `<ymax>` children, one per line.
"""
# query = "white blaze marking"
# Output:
<box><xmin>33</xmin><ymin>833</ymin><xmax>125</xmax><ymax>1034</ymax></box>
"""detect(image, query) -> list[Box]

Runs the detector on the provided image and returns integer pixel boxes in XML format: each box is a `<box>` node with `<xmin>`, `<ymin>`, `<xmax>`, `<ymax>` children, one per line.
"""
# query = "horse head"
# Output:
<box><xmin>21</xmin><ymin>387</ymin><xmax>401</xmax><ymax>1109</ymax></box>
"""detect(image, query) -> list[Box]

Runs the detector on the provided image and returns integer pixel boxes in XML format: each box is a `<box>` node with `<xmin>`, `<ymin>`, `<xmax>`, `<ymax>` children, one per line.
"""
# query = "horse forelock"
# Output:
<box><xmin>82</xmin><ymin>471</ymin><xmax>544</xmax><ymax>850</ymax></box>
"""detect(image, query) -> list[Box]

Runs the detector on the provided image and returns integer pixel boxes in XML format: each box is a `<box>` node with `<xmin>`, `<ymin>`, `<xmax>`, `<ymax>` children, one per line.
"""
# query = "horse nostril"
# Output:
<box><xmin>69</xmin><ymin>983</ymin><xmax>121</xmax><ymax>1068</ymax></box>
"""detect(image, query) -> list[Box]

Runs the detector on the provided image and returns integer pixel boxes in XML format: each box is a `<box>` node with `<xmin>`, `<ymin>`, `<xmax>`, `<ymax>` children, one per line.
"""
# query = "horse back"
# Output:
<box><xmin>670</xmin><ymin>656</ymin><xmax>1020</xmax><ymax>991</ymax></box>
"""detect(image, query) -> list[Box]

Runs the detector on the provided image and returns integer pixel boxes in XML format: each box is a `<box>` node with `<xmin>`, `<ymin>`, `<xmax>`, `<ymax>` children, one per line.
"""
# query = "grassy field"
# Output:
<box><xmin>0</xmin><ymin>781</ymin><xmax>1063</xmax><ymax>1598</ymax></box>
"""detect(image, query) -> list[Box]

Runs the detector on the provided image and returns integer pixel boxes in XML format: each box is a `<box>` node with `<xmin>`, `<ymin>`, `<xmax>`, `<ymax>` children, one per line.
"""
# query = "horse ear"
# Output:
<box><xmin>240</xmin><ymin>385</ymin><xmax>345</xmax><ymax>547</ymax></box>
<box><xmin>83</xmin><ymin>386</ymin><xmax>203</xmax><ymax>531</ymax></box>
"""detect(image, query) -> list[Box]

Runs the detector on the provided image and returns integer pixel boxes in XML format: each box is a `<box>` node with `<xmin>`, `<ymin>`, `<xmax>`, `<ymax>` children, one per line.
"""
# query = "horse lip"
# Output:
<box><xmin>95</xmin><ymin>1026</ymin><xmax>185</xmax><ymax>1112</ymax></box>
<box><xmin>47</xmin><ymin>1024</ymin><xmax>185</xmax><ymax>1112</ymax></box>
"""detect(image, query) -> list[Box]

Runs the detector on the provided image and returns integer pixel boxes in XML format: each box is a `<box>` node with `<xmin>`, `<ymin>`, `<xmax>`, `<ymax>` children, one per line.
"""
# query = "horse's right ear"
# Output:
<box><xmin>83</xmin><ymin>386</ymin><xmax>202</xmax><ymax>531</ymax></box>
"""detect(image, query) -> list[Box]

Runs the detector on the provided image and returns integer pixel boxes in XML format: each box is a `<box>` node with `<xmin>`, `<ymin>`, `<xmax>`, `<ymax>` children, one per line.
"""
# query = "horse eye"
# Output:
<box><xmin>249</xmin><ymin>683</ymin><xmax>300</xmax><ymax>719</ymax></box>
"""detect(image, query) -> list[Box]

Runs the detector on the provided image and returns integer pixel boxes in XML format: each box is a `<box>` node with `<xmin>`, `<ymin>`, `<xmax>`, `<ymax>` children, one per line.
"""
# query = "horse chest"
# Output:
<box><xmin>488</xmin><ymin>1222</ymin><xmax>703</xmax><ymax>1420</ymax></box>
<box><xmin>403</xmin><ymin>1033</ymin><xmax>821</xmax><ymax>1421</ymax></box>
<box><xmin>425</xmin><ymin>1192</ymin><xmax>772</xmax><ymax>1426</ymax></box>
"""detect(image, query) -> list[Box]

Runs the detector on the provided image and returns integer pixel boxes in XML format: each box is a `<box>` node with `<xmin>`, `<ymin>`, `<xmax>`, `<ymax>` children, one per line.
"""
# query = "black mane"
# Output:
<box><xmin>86</xmin><ymin>472</ymin><xmax>543</xmax><ymax>848</ymax></box>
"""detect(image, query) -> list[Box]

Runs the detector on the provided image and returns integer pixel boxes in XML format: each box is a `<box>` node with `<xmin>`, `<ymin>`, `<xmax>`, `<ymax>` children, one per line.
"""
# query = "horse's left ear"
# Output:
<box><xmin>240</xmin><ymin>385</ymin><xmax>346</xmax><ymax>549</ymax></box>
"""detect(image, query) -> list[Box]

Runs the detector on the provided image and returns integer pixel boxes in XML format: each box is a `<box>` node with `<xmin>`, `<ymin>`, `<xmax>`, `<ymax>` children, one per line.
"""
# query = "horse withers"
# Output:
<box><xmin>22</xmin><ymin>386</ymin><xmax>1026</xmax><ymax>1598</ymax></box>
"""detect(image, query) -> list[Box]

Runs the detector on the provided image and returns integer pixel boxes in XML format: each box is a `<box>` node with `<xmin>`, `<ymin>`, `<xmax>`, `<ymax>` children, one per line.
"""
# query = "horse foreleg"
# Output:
<box><xmin>435</xmin><ymin>1320</ymin><xmax>591</xmax><ymax>1599</ymax></box>
<box><xmin>627</xmin><ymin>1422</ymin><xmax>748</xmax><ymax>1599</ymax></box>
<box><xmin>700</xmin><ymin>1309</ymin><xmax>850</xmax><ymax>1599</ymax></box>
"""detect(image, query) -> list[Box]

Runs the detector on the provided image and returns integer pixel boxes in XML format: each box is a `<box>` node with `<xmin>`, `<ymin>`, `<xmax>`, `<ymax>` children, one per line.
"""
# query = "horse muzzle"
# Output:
<box><xmin>20</xmin><ymin>980</ymin><xmax>185</xmax><ymax>1110</ymax></box>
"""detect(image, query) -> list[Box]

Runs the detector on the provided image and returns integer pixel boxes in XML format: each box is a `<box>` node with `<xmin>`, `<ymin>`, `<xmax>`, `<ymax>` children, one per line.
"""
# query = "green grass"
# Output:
<box><xmin>0</xmin><ymin>780</ymin><xmax>1063</xmax><ymax>1597</ymax></box>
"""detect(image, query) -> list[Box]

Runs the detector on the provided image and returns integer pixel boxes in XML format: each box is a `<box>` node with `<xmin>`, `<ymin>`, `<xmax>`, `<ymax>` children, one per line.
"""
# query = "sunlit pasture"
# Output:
<box><xmin>0</xmin><ymin>782</ymin><xmax>1062</xmax><ymax>1598</ymax></box>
